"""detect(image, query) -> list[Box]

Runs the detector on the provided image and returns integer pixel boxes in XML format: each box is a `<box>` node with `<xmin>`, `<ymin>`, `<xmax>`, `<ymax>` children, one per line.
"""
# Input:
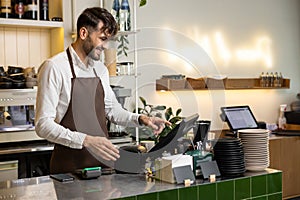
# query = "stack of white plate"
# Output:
<box><xmin>238</xmin><ymin>129</ymin><xmax>269</xmax><ymax>171</ymax></box>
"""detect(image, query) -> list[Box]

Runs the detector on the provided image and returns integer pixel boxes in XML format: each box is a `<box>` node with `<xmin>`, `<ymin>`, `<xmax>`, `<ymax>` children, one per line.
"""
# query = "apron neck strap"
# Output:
<box><xmin>66</xmin><ymin>47</ymin><xmax>76</xmax><ymax>78</ymax></box>
<box><xmin>66</xmin><ymin>47</ymin><xmax>99</xmax><ymax>78</ymax></box>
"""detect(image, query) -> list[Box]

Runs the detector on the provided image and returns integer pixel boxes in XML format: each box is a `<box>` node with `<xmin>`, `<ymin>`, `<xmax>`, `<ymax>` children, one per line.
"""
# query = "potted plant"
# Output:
<box><xmin>126</xmin><ymin>97</ymin><xmax>183</xmax><ymax>142</ymax></box>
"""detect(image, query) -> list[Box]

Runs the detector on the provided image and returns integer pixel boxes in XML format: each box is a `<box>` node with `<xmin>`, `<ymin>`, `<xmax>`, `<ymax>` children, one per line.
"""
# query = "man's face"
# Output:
<box><xmin>82</xmin><ymin>22</ymin><xmax>110</xmax><ymax>61</ymax></box>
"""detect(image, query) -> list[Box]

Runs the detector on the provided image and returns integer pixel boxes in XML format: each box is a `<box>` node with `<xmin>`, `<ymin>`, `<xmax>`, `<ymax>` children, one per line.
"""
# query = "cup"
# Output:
<box><xmin>193</xmin><ymin>120</ymin><xmax>211</xmax><ymax>144</ymax></box>
<box><xmin>104</xmin><ymin>49</ymin><xmax>117</xmax><ymax>76</ymax></box>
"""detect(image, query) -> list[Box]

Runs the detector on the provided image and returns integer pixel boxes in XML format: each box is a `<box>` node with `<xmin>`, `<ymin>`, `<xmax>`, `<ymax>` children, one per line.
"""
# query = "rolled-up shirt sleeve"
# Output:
<box><xmin>35</xmin><ymin>60</ymin><xmax>86</xmax><ymax>149</ymax></box>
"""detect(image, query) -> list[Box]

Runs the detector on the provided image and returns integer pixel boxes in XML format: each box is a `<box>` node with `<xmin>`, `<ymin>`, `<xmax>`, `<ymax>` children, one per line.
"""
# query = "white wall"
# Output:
<box><xmin>112</xmin><ymin>0</ymin><xmax>300</xmax><ymax>130</ymax></box>
<box><xmin>87</xmin><ymin>0</ymin><xmax>300</xmax><ymax>130</ymax></box>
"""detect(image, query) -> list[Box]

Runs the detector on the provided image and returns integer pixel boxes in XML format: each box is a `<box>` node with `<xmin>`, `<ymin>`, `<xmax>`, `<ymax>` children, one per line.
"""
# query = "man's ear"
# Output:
<box><xmin>79</xmin><ymin>27</ymin><xmax>88</xmax><ymax>40</ymax></box>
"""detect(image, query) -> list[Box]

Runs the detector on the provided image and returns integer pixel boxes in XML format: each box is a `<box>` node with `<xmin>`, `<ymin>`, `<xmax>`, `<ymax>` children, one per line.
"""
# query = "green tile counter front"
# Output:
<box><xmin>0</xmin><ymin>168</ymin><xmax>282</xmax><ymax>200</ymax></box>
<box><xmin>118</xmin><ymin>169</ymin><xmax>282</xmax><ymax>200</ymax></box>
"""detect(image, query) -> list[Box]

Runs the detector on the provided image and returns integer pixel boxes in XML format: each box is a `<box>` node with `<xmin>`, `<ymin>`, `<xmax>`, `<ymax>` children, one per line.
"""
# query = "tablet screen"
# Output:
<box><xmin>221</xmin><ymin>106</ymin><xmax>258</xmax><ymax>131</ymax></box>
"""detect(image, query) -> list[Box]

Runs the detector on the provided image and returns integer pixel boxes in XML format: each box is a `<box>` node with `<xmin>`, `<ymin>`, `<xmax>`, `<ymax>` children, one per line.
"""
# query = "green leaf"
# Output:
<box><xmin>137</xmin><ymin>108</ymin><xmax>143</xmax><ymax>114</ymax></box>
<box><xmin>169</xmin><ymin>116</ymin><xmax>182</xmax><ymax>124</ymax></box>
<box><xmin>140</xmin><ymin>96</ymin><xmax>147</xmax><ymax>107</ymax></box>
<box><xmin>153</xmin><ymin>105</ymin><xmax>166</xmax><ymax>111</ymax></box>
<box><xmin>160</xmin><ymin>126</ymin><xmax>171</xmax><ymax>137</ymax></box>
<box><xmin>176</xmin><ymin>108</ymin><xmax>182</xmax><ymax>116</ymax></box>
<box><xmin>124</xmin><ymin>37</ymin><xmax>129</xmax><ymax>43</ymax></box>
<box><xmin>139</xmin><ymin>0</ymin><xmax>147</xmax><ymax>7</ymax></box>
<box><xmin>165</xmin><ymin>107</ymin><xmax>173</xmax><ymax>120</ymax></box>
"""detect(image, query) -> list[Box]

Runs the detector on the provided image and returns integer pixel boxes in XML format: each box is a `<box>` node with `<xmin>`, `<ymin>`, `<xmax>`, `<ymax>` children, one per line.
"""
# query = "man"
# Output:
<box><xmin>35</xmin><ymin>7</ymin><xmax>169</xmax><ymax>174</ymax></box>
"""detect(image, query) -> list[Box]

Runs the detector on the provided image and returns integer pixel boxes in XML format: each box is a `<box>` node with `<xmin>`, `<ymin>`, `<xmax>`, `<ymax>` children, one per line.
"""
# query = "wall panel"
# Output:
<box><xmin>4</xmin><ymin>28</ymin><xmax>17</xmax><ymax>67</ymax></box>
<box><xmin>17</xmin><ymin>28</ymin><xmax>29</xmax><ymax>67</ymax></box>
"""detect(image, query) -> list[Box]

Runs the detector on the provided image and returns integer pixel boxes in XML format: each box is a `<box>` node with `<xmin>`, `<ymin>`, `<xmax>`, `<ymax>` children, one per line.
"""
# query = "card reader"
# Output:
<box><xmin>75</xmin><ymin>167</ymin><xmax>102</xmax><ymax>179</ymax></box>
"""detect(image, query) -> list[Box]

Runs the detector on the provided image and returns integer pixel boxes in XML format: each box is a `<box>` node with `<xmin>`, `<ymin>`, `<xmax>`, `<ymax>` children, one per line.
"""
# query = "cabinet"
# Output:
<box><xmin>0</xmin><ymin>0</ymin><xmax>64</xmax><ymax>68</ymax></box>
<box><xmin>269</xmin><ymin>135</ymin><xmax>300</xmax><ymax>199</ymax></box>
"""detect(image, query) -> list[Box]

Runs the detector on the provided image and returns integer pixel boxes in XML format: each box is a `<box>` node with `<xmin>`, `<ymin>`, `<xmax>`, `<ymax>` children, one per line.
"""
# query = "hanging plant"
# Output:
<box><xmin>117</xmin><ymin>35</ymin><xmax>129</xmax><ymax>57</ymax></box>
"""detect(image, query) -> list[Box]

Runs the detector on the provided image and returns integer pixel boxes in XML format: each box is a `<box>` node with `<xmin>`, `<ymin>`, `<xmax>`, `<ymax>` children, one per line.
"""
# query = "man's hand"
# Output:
<box><xmin>139</xmin><ymin>115</ymin><xmax>172</xmax><ymax>135</ymax></box>
<box><xmin>83</xmin><ymin>135</ymin><xmax>120</xmax><ymax>161</ymax></box>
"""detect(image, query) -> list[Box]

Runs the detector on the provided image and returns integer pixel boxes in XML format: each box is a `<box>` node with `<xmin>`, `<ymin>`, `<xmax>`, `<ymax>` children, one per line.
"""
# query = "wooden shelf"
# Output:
<box><xmin>156</xmin><ymin>78</ymin><xmax>290</xmax><ymax>91</ymax></box>
<box><xmin>0</xmin><ymin>18</ymin><xmax>63</xmax><ymax>29</ymax></box>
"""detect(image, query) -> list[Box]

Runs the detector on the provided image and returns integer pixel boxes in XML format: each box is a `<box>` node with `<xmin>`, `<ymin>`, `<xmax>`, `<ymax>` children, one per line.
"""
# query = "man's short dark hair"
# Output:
<box><xmin>77</xmin><ymin>7</ymin><xmax>118</xmax><ymax>38</ymax></box>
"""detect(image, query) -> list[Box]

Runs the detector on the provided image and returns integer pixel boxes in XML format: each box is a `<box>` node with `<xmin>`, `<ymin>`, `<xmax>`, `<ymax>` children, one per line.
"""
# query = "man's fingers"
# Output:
<box><xmin>102</xmin><ymin>142</ymin><xmax>120</xmax><ymax>159</ymax></box>
<box><xmin>85</xmin><ymin>136</ymin><xmax>120</xmax><ymax>161</ymax></box>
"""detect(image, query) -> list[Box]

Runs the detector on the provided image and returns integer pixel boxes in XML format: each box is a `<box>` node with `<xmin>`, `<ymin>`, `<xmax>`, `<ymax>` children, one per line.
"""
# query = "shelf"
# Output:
<box><xmin>110</xmin><ymin>29</ymin><xmax>140</xmax><ymax>40</ymax></box>
<box><xmin>116</xmin><ymin>30</ymin><xmax>140</xmax><ymax>37</ymax></box>
<box><xmin>0</xmin><ymin>0</ymin><xmax>64</xmax><ymax>67</ymax></box>
<box><xmin>109</xmin><ymin>73</ymin><xmax>141</xmax><ymax>78</ymax></box>
<box><xmin>0</xmin><ymin>18</ymin><xmax>63</xmax><ymax>29</ymax></box>
<box><xmin>156</xmin><ymin>78</ymin><xmax>290</xmax><ymax>91</ymax></box>
<box><xmin>0</xmin><ymin>88</ymin><xmax>37</xmax><ymax>93</ymax></box>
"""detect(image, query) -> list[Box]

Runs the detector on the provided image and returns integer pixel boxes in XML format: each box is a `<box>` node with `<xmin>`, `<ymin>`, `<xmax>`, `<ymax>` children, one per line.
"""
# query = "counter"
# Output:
<box><xmin>0</xmin><ymin>134</ymin><xmax>133</xmax><ymax>179</ymax></box>
<box><xmin>0</xmin><ymin>168</ymin><xmax>282</xmax><ymax>200</ymax></box>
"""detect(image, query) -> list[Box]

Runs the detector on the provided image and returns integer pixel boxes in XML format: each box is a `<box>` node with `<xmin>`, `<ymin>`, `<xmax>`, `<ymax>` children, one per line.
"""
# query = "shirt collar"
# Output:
<box><xmin>69</xmin><ymin>45</ymin><xmax>95</xmax><ymax>71</ymax></box>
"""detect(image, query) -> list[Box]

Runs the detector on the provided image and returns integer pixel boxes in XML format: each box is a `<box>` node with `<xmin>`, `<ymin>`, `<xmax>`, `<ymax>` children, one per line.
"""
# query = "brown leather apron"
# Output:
<box><xmin>50</xmin><ymin>48</ymin><xmax>108</xmax><ymax>174</ymax></box>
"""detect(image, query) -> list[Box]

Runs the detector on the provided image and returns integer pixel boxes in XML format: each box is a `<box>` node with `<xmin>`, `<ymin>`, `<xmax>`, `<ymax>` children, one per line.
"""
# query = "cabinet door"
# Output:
<box><xmin>269</xmin><ymin>137</ymin><xmax>300</xmax><ymax>199</ymax></box>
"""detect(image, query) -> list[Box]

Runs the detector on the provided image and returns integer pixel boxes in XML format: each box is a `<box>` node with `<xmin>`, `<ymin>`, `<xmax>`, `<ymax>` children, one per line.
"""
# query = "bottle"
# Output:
<box><xmin>278</xmin><ymin>72</ymin><xmax>283</xmax><ymax>87</ymax></box>
<box><xmin>39</xmin><ymin>0</ymin><xmax>48</xmax><ymax>20</ymax></box>
<box><xmin>278</xmin><ymin>104</ymin><xmax>287</xmax><ymax>130</ymax></box>
<box><xmin>111</xmin><ymin>0</ymin><xmax>120</xmax><ymax>29</ymax></box>
<box><xmin>269</xmin><ymin>72</ymin><xmax>274</xmax><ymax>87</ymax></box>
<box><xmin>24</xmin><ymin>0</ymin><xmax>37</xmax><ymax>20</ymax></box>
<box><xmin>265</xmin><ymin>72</ymin><xmax>270</xmax><ymax>87</ymax></box>
<box><xmin>259</xmin><ymin>72</ymin><xmax>266</xmax><ymax>87</ymax></box>
<box><xmin>273</xmin><ymin>72</ymin><xmax>278</xmax><ymax>87</ymax></box>
<box><xmin>0</xmin><ymin>0</ymin><xmax>12</xmax><ymax>18</ymax></box>
<box><xmin>14</xmin><ymin>0</ymin><xmax>25</xmax><ymax>19</ymax></box>
<box><xmin>119</xmin><ymin>0</ymin><xmax>131</xmax><ymax>31</ymax></box>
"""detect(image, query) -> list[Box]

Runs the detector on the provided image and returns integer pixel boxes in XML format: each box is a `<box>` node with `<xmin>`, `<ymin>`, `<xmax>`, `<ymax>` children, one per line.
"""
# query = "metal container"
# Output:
<box><xmin>0</xmin><ymin>160</ymin><xmax>18</xmax><ymax>181</ymax></box>
<box><xmin>117</xmin><ymin>62</ymin><xmax>134</xmax><ymax>76</ymax></box>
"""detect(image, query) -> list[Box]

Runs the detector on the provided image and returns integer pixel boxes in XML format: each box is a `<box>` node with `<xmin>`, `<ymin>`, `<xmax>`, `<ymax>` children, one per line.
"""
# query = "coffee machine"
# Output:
<box><xmin>0</xmin><ymin>88</ymin><xmax>37</xmax><ymax>141</ymax></box>
<box><xmin>107</xmin><ymin>85</ymin><xmax>133</xmax><ymax>144</ymax></box>
<box><xmin>111</xmin><ymin>85</ymin><xmax>131</xmax><ymax>109</ymax></box>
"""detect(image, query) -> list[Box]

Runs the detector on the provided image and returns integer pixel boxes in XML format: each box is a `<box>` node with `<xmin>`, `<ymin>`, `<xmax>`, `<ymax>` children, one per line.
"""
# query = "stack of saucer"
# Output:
<box><xmin>213</xmin><ymin>138</ymin><xmax>246</xmax><ymax>177</ymax></box>
<box><xmin>238</xmin><ymin>129</ymin><xmax>269</xmax><ymax>171</ymax></box>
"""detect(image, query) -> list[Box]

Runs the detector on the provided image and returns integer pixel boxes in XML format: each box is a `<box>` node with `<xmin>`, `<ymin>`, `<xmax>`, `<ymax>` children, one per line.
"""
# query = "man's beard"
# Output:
<box><xmin>83</xmin><ymin>37</ymin><xmax>103</xmax><ymax>61</ymax></box>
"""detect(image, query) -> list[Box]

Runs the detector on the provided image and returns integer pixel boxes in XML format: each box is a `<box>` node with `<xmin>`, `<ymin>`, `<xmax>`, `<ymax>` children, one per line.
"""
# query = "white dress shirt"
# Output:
<box><xmin>35</xmin><ymin>45</ymin><xmax>139</xmax><ymax>149</ymax></box>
